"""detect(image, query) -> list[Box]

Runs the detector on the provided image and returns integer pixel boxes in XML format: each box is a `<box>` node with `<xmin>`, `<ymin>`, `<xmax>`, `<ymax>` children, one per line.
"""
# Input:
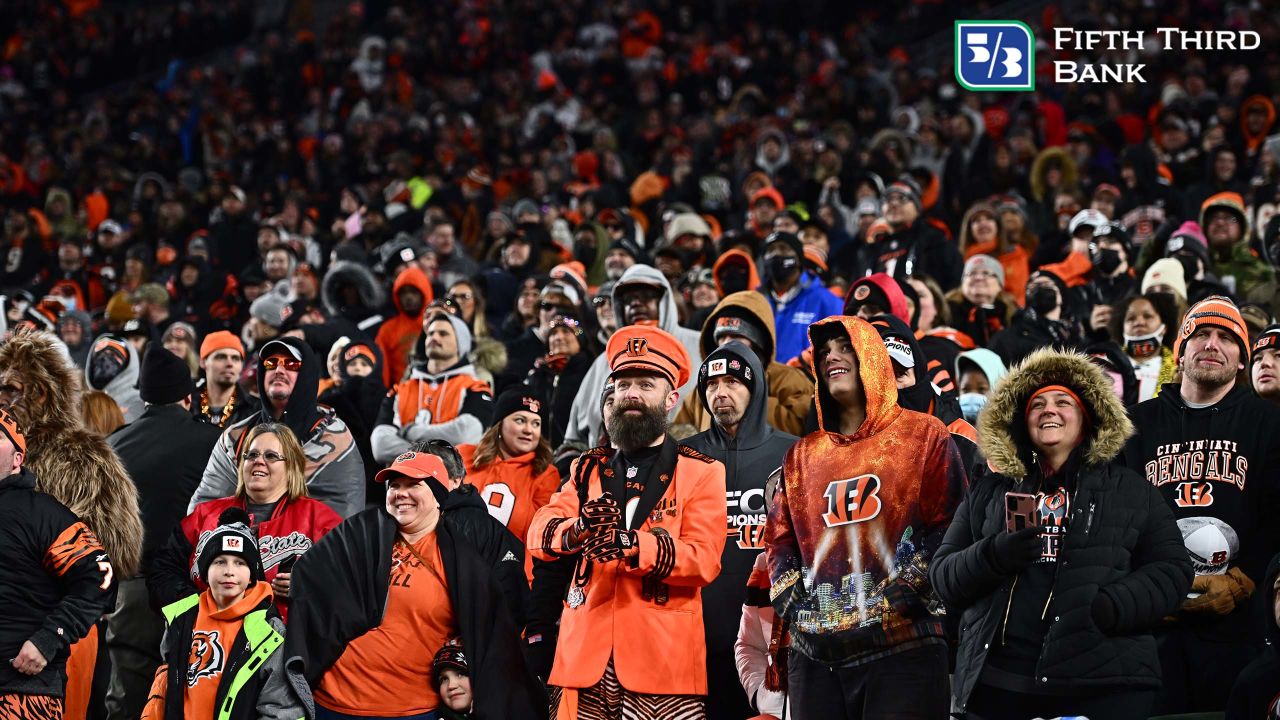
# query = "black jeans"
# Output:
<box><xmin>966</xmin><ymin>683</ymin><xmax>1155</xmax><ymax>720</ymax></box>
<box><xmin>788</xmin><ymin>643</ymin><xmax>950</xmax><ymax>720</ymax></box>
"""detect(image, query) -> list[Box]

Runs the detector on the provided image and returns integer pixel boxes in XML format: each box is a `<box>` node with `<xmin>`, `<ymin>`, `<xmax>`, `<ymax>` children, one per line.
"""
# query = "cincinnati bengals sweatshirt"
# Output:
<box><xmin>766</xmin><ymin>316</ymin><xmax>966</xmax><ymax>667</ymax></box>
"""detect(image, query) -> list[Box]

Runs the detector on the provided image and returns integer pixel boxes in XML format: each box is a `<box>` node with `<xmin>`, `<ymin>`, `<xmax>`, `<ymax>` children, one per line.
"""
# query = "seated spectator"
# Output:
<box><xmin>432</xmin><ymin>642</ymin><xmax>475</xmax><ymax>720</ymax></box>
<box><xmin>947</xmin><ymin>255</ymin><xmax>1018</xmax><ymax>348</ymax></box>
<box><xmin>954</xmin><ymin>348</ymin><xmax>1007</xmax><ymax>424</ymax></box>
<box><xmin>81</xmin><ymin>390</ymin><xmax>126</xmax><ymax>436</ymax></box>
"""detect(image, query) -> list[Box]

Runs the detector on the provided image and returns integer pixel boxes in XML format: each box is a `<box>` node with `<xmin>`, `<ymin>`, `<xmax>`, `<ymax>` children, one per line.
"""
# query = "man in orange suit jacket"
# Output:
<box><xmin>528</xmin><ymin>325</ymin><xmax>727</xmax><ymax>718</ymax></box>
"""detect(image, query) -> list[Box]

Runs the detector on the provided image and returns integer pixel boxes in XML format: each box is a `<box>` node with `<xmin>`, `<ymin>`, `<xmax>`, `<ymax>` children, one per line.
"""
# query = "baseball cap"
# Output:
<box><xmin>374</xmin><ymin>450</ymin><xmax>450</xmax><ymax>484</ymax></box>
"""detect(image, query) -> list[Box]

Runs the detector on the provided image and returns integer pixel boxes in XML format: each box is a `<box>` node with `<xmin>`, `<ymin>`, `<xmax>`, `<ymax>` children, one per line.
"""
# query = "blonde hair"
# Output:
<box><xmin>81</xmin><ymin>390</ymin><xmax>125</xmax><ymax>436</ymax></box>
<box><xmin>235</xmin><ymin>422</ymin><xmax>309</xmax><ymax>500</ymax></box>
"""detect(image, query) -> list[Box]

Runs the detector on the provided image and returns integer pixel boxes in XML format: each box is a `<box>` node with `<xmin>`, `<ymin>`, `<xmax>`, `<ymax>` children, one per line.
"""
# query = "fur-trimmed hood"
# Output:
<box><xmin>977</xmin><ymin>348</ymin><xmax>1133</xmax><ymax>479</ymax></box>
<box><xmin>321</xmin><ymin>260</ymin><xmax>386</xmax><ymax>319</ymax></box>
<box><xmin>0</xmin><ymin>328</ymin><xmax>143</xmax><ymax>578</ymax></box>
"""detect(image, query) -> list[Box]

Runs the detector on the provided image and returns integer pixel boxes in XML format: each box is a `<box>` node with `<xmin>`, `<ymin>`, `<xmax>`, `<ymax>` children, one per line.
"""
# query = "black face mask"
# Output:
<box><xmin>1027</xmin><ymin>285</ymin><xmax>1058</xmax><ymax>314</ymax></box>
<box><xmin>767</xmin><ymin>255</ymin><xmax>800</xmax><ymax>282</ymax></box>
<box><xmin>577</xmin><ymin>244</ymin><xmax>597</xmax><ymax>269</ymax></box>
<box><xmin>720</xmin><ymin>266</ymin><xmax>749</xmax><ymax>295</ymax></box>
<box><xmin>1094</xmin><ymin>248</ymin><xmax>1123</xmax><ymax>274</ymax></box>
<box><xmin>1174</xmin><ymin>253</ymin><xmax>1199</xmax><ymax>281</ymax></box>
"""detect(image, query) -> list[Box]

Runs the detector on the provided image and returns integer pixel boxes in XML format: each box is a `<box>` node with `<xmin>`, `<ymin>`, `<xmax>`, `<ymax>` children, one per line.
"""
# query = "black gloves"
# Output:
<box><xmin>991</xmin><ymin>526</ymin><xmax>1042</xmax><ymax>574</ymax></box>
<box><xmin>583</xmin><ymin>527</ymin><xmax>638</xmax><ymax>563</ymax></box>
<box><xmin>578</xmin><ymin>492</ymin><xmax>621</xmax><ymax>534</ymax></box>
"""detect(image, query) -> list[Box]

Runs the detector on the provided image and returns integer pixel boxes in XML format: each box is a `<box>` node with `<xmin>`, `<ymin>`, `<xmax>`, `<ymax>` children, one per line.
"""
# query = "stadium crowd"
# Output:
<box><xmin>3</xmin><ymin>0</ymin><xmax>1280</xmax><ymax>718</ymax></box>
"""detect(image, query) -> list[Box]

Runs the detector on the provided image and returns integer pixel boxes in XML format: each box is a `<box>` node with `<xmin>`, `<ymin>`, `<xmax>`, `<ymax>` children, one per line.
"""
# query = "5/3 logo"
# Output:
<box><xmin>955</xmin><ymin>21</ymin><xmax>1035</xmax><ymax>92</ymax></box>
<box><xmin>821</xmin><ymin>475</ymin><xmax>883</xmax><ymax>528</ymax></box>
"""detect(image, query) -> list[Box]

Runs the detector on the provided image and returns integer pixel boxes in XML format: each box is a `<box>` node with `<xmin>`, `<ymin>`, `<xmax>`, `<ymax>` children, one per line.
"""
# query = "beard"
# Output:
<box><xmin>1183</xmin><ymin>356</ymin><xmax>1237</xmax><ymax>389</ymax></box>
<box><xmin>606</xmin><ymin>398</ymin><xmax>669</xmax><ymax>452</ymax></box>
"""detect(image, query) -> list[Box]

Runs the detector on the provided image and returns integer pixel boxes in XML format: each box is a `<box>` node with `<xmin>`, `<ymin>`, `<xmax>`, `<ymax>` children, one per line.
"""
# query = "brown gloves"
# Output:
<box><xmin>1182</xmin><ymin>567</ymin><xmax>1256</xmax><ymax>615</ymax></box>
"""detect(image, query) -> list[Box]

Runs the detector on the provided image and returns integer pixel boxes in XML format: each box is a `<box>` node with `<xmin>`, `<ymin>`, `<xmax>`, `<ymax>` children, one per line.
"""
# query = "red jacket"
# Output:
<box><xmin>179</xmin><ymin>495</ymin><xmax>341</xmax><ymax>621</ymax></box>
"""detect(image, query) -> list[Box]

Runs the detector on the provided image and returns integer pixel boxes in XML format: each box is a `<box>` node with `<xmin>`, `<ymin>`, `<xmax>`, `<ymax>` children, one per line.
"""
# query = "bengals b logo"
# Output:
<box><xmin>626</xmin><ymin>337</ymin><xmax>648</xmax><ymax>356</ymax></box>
<box><xmin>737</xmin><ymin>522</ymin><xmax>766</xmax><ymax>550</ymax></box>
<box><xmin>1175</xmin><ymin>482</ymin><xmax>1214</xmax><ymax>507</ymax></box>
<box><xmin>186</xmin><ymin>630</ymin><xmax>225</xmax><ymax>687</ymax></box>
<box><xmin>822</xmin><ymin>475</ymin><xmax>883</xmax><ymax>527</ymax></box>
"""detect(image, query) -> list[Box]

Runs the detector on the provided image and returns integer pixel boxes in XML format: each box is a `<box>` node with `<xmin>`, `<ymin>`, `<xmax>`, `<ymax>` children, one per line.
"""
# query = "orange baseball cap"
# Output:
<box><xmin>606</xmin><ymin>325</ymin><xmax>691</xmax><ymax>389</ymax></box>
<box><xmin>374</xmin><ymin>450</ymin><xmax>449</xmax><ymax>484</ymax></box>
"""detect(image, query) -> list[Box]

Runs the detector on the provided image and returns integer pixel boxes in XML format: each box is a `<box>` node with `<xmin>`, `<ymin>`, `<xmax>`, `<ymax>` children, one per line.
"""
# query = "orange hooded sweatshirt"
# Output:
<box><xmin>766</xmin><ymin>315</ymin><xmax>966</xmax><ymax>666</ymax></box>
<box><xmin>711</xmin><ymin>249</ymin><xmax>761</xmax><ymax>297</ymax></box>
<box><xmin>376</xmin><ymin>266</ymin><xmax>435</xmax><ymax>386</ymax></box>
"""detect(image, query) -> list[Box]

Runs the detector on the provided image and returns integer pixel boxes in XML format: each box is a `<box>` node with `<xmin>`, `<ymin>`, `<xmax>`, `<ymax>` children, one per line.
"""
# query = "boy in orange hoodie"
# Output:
<box><xmin>142</xmin><ymin>508</ymin><xmax>305</xmax><ymax>720</ymax></box>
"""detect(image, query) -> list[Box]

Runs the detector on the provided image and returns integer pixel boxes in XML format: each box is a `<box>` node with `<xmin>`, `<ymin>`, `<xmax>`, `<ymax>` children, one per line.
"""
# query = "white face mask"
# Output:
<box><xmin>1123</xmin><ymin>324</ymin><xmax>1165</xmax><ymax>358</ymax></box>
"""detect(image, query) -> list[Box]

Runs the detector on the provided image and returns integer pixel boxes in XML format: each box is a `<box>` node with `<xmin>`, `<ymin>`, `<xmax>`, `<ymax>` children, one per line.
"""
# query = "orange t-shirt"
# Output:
<box><xmin>185</xmin><ymin>582</ymin><xmax>275</xmax><ymax>720</ymax></box>
<box><xmin>314</xmin><ymin>532</ymin><xmax>456</xmax><ymax>716</ymax></box>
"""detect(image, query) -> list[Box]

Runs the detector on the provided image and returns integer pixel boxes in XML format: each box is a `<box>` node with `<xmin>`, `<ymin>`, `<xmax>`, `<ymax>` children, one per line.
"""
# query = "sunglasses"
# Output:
<box><xmin>262</xmin><ymin>356</ymin><xmax>302</xmax><ymax>371</ymax></box>
<box><xmin>448</xmin><ymin>292</ymin><xmax>474</xmax><ymax>302</ymax></box>
<box><xmin>241</xmin><ymin>450</ymin><xmax>286</xmax><ymax>463</ymax></box>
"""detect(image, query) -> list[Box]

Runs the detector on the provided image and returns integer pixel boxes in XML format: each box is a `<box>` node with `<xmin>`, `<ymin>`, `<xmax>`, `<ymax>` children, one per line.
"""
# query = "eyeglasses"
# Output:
<box><xmin>241</xmin><ymin>450</ymin><xmax>286</xmax><ymax>463</ymax></box>
<box><xmin>448</xmin><ymin>292</ymin><xmax>474</xmax><ymax>302</ymax></box>
<box><xmin>539</xmin><ymin>302</ymin><xmax>572</xmax><ymax>313</ymax></box>
<box><xmin>262</xmin><ymin>356</ymin><xmax>302</xmax><ymax>371</ymax></box>
<box><xmin>591</xmin><ymin>296</ymin><xmax>612</xmax><ymax>307</ymax></box>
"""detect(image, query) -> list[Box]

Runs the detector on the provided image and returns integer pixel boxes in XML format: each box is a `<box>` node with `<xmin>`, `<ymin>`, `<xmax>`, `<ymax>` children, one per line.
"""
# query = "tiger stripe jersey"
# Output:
<box><xmin>0</xmin><ymin>467</ymin><xmax>116</xmax><ymax>699</ymax></box>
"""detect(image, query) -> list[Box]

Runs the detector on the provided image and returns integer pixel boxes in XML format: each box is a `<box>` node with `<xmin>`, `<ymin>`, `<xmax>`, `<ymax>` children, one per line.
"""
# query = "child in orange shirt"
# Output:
<box><xmin>142</xmin><ymin>508</ymin><xmax>306</xmax><ymax>720</ymax></box>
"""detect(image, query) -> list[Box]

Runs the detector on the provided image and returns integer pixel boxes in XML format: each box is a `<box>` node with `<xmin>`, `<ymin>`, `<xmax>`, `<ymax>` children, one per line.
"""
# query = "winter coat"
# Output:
<box><xmin>528</xmin><ymin>438</ymin><xmax>727</xmax><ymax>695</ymax></box>
<box><xmin>736</xmin><ymin>553</ymin><xmax>788</xmax><ymax>719</ymax></box>
<box><xmin>284</xmin><ymin>507</ymin><xmax>547</xmax><ymax>720</ymax></box>
<box><xmin>675</xmin><ymin>290</ymin><xmax>814</xmax><ymax>437</ymax></box>
<box><xmin>766</xmin><ymin>316</ymin><xmax>966</xmax><ymax>666</ymax></box>
<box><xmin>190</xmin><ymin>337</ymin><xmax>366</xmax><ymax>518</ymax></box>
<box><xmin>563</xmin><ymin>264</ymin><xmax>703</xmax><ymax>447</ymax></box>
<box><xmin>109</xmin><ymin>403</ymin><xmax>223</xmax><ymax>573</ymax></box>
<box><xmin>522</xmin><ymin>350</ymin><xmax>593</xmax><ymax>448</ymax></box>
<box><xmin>320</xmin><ymin>261</ymin><xmax>386</xmax><ymax>332</ymax></box>
<box><xmin>762</xmin><ymin>272</ymin><xmax>844</xmax><ymax>364</ymax></box>
<box><xmin>0</xmin><ymin>468</ymin><xmax>117</xmax><ymax>698</ymax></box>
<box><xmin>457</xmin><ymin>444</ymin><xmax>559</xmax><ymax>580</ymax></box>
<box><xmin>1212</xmin><ymin>240</ymin><xmax>1274</xmax><ymax>297</ymax></box>
<box><xmin>0</xmin><ymin>328</ymin><xmax>144</xmax><ymax>581</ymax></box>
<box><xmin>1227</xmin><ymin>552</ymin><xmax>1280</xmax><ymax>719</ymax></box>
<box><xmin>497</xmin><ymin>327</ymin><xmax>547</xmax><ymax>395</ymax></box>
<box><xmin>149</xmin><ymin>495</ymin><xmax>342</xmax><ymax>621</ymax></box>
<box><xmin>931</xmin><ymin>349</ymin><xmax>1191</xmax><ymax>710</ymax></box>
<box><xmin>375</xmin><ymin>265</ymin><xmax>434</xmax><ymax>386</ymax></box>
<box><xmin>683</xmin><ymin>341</ymin><xmax>797</xmax><ymax>717</ymax></box>
<box><xmin>1121</xmin><ymin>383</ymin><xmax>1280</xmax><ymax>636</ymax></box>
<box><xmin>988</xmin><ymin>309</ymin><xmax>1083</xmax><ymax>368</ymax></box>
<box><xmin>439</xmin><ymin>482</ymin><xmax>533</xmax><ymax>625</ymax></box>
<box><xmin>947</xmin><ymin>291</ymin><xmax>1018</xmax><ymax>348</ymax></box>
<box><xmin>859</xmin><ymin>218</ymin><xmax>964</xmax><ymax>290</ymax></box>
<box><xmin>145</xmin><ymin>588</ymin><xmax>306</xmax><ymax>720</ymax></box>
<box><xmin>317</xmin><ymin>340</ymin><xmax>386</xmax><ymax>484</ymax></box>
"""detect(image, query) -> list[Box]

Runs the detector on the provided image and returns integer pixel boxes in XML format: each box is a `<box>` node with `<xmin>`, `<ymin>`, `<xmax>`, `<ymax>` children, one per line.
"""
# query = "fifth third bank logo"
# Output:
<box><xmin>955</xmin><ymin>21</ymin><xmax>1035</xmax><ymax>91</ymax></box>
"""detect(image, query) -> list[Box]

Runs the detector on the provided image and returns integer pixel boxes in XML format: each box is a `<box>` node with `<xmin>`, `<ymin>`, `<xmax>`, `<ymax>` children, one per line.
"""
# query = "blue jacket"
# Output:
<box><xmin>762</xmin><ymin>274</ymin><xmax>843</xmax><ymax>363</ymax></box>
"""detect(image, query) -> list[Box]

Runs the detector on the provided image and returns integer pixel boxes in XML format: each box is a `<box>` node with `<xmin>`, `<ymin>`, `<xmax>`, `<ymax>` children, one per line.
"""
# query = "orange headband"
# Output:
<box><xmin>1025</xmin><ymin>384</ymin><xmax>1087</xmax><ymax>422</ymax></box>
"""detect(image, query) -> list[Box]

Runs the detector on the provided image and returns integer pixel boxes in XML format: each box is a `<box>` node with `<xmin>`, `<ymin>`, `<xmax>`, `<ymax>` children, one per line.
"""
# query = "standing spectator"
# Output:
<box><xmin>0</xmin><ymin>328</ymin><xmax>143</xmax><ymax>720</ymax></box>
<box><xmin>931</xmin><ymin>349</ymin><xmax>1190</xmax><ymax>720</ymax></box>
<box><xmin>140</xmin><ymin>507</ymin><xmax>307</xmax><ymax>720</ymax></box>
<box><xmin>81</xmin><ymin>391</ymin><xmax>126</xmax><ymax>436</ymax></box>
<box><xmin>1252</xmin><ymin>325</ymin><xmax>1280</xmax><ymax>404</ymax></box>
<box><xmin>528</xmin><ymin>325</ymin><xmax>726</xmax><ymax>717</ymax></box>
<box><xmin>523</xmin><ymin>316</ymin><xmax>594</xmax><ymax>448</ymax></box>
<box><xmin>1201</xmin><ymin>192</ymin><xmax>1273</xmax><ymax>297</ymax></box>
<box><xmin>189</xmin><ymin>337</ymin><xmax>366</xmax><ymax>518</ymax></box>
<box><xmin>859</xmin><ymin>178</ymin><xmax>963</xmax><ymax>289</ymax></box>
<box><xmin>1108</xmin><ymin>292</ymin><xmax>1181</xmax><ymax>403</ymax></box>
<box><xmin>105</xmin><ymin>348</ymin><xmax>223</xmax><ymax>720</ymax></box>
<box><xmin>947</xmin><ymin>255</ymin><xmax>1019</xmax><ymax>349</ymax></box>
<box><xmin>958</xmin><ymin>201</ymin><xmax>1029</xmax><ymax>302</ymax></box>
<box><xmin>1122</xmin><ymin>296</ymin><xmax>1280</xmax><ymax>713</ymax></box>
<box><xmin>760</xmin><ymin>231</ymin><xmax>843</xmax><ymax>363</ymax></box>
<box><xmin>85</xmin><ymin>333</ymin><xmax>145</xmax><ymax>424</ymax></box>
<box><xmin>151</xmin><ymin>423</ymin><xmax>341</xmax><ymax>621</ymax></box>
<box><xmin>286</xmin><ymin>450</ymin><xmax>546</xmax><ymax>719</ymax></box>
<box><xmin>371</xmin><ymin>312</ymin><xmax>494</xmax><ymax>464</ymax></box>
<box><xmin>130</xmin><ymin>283</ymin><xmax>176</xmax><ymax>337</ymax></box>
<box><xmin>318</xmin><ymin>341</ymin><xmax>387</xmax><ymax>487</ymax></box>
<box><xmin>192</xmin><ymin>331</ymin><xmax>260</xmax><ymax>428</ymax></box>
<box><xmin>0</xmin><ymin>408</ymin><xmax>117</xmax><ymax>717</ymax></box>
<box><xmin>1227</xmin><ymin>551</ymin><xmax>1280</xmax><ymax>718</ymax></box>
<box><xmin>675</xmin><ymin>290</ymin><xmax>814</xmax><ymax>437</ymax></box>
<box><xmin>376</xmin><ymin>265</ymin><xmax>434</xmax><ymax>387</ymax></box>
<box><xmin>989</xmin><ymin>263</ymin><xmax>1087</xmax><ymax>367</ymax></box>
<box><xmin>458</xmin><ymin>389</ymin><xmax>560</xmax><ymax>580</ymax></box>
<box><xmin>684</xmin><ymin>342</ymin><xmax>798</xmax><ymax>720</ymax></box>
<box><xmin>766</xmin><ymin>316</ymin><xmax>965</xmax><ymax>719</ymax></box>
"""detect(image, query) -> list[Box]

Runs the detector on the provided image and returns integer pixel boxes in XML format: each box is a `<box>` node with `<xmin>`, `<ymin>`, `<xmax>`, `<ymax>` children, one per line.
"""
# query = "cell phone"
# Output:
<box><xmin>278</xmin><ymin>555</ymin><xmax>297</xmax><ymax>573</ymax></box>
<box><xmin>1005</xmin><ymin>492</ymin><xmax>1038</xmax><ymax>532</ymax></box>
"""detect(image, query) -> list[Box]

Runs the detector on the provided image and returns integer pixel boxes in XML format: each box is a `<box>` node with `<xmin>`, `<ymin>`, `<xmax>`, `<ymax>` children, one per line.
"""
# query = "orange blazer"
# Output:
<box><xmin>527</xmin><ymin>443</ymin><xmax>727</xmax><ymax>695</ymax></box>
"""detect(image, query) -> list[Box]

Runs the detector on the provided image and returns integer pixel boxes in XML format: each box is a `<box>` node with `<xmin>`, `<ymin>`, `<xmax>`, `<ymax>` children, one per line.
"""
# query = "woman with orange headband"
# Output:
<box><xmin>930</xmin><ymin>348</ymin><xmax>1190</xmax><ymax>720</ymax></box>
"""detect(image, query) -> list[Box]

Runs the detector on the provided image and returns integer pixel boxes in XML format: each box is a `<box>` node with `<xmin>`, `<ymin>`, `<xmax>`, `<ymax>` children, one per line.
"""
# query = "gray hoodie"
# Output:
<box><xmin>562</xmin><ymin>264</ymin><xmax>703</xmax><ymax>447</ymax></box>
<box><xmin>85</xmin><ymin>334</ymin><xmax>144</xmax><ymax>423</ymax></box>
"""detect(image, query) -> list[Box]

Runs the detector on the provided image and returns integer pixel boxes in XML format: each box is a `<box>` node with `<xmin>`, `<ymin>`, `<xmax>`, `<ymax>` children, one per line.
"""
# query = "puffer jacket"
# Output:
<box><xmin>930</xmin><ymin>349</ymin><xmax>1192</xmax><ymax>711</ymax></box>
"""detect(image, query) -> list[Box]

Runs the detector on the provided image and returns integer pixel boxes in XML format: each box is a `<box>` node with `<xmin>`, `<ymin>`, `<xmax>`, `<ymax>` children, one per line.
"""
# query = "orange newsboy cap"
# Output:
<box><xmin>606</xmin><ymin>325</ymin><xmax>691</xmax><ymax>389</ymax></box>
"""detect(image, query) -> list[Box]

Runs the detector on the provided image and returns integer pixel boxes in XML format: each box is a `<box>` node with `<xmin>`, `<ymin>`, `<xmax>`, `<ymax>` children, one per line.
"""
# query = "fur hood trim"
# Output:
<box><xmin>977</xmin><ymin>348</ymin><xmax>1133</xmax><ymax>478</ymax></box>
<box><xmin>471</xmin><ymin>336</ymin><xmax>508</xmax><ymax>378</ymax></box>
<box><xmin>321</xmin><ymin>261</ymin><xmax>386</xmax><ymax>316</ymax></box>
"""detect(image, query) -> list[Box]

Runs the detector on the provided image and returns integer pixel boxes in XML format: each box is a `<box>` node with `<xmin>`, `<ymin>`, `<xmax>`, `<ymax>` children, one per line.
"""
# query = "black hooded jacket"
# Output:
<box><xmin>319</xmin><ymin>340</ymin><xmax>387</xmax><ymax>485</ymax></box>
<box><xmin>682</xmin><ymin>342</ymin><xmax>797</xmax><ymax>718</ymax></box>
<box><xmin>284</xmin><ymin>507</ymin><xmax>547</xmax><ymax>719</ymax></box>
<box><xmin>1227</xmin><ymin>552</ymin><xmax>1280</xmax><ymax>719</ymax></box>
<box><xmin>255</xmin><ymin>337</ymin><xmax>325</xmax><ymax>442</ymax></box>
<box><xmin>931</xmin><ymin>350</ymin><xmax>1191</xmax><ymax>710</ymax></box>
<box><xmin>1122</xmin><ymin>382</ymin><xmax>1280</xmax><ymax>636</ymax></box>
